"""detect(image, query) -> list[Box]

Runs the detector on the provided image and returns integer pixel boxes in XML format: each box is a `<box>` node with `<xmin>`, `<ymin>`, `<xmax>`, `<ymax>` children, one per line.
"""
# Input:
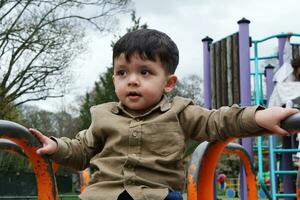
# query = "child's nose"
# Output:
<box><xmin>128</xmin><ymin>74</ymin><xmax>139</xmax><ymax>86</ymax></box>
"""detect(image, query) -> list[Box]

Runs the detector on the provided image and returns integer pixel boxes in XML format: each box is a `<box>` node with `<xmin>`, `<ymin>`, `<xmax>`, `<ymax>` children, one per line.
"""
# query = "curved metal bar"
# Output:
<box><xmin>0</xmin><ymin>120</ymin><xmax>58</xmax><ymax>200</ymax></box>
<box><xmin>0</xmin><ymin>139</ymin><xmax>26</xmax><ymax>156</ymax></box>
<box><xmin>187</xmin><ymin>138</ymin><xmax>258</xmax><ymax>200</ymax></box>
<box><xmin>223</xmin><ymin>143</ymin><xmax>259</xmax><ymax>199</ymax></box>
<box><xmin>0</xmin><ymin>139</ymin><xmax>59</xmax><ymax>173</ymax></box>
<box><xmin>281</xmin><ymin>112</ymin><xmax>300</xmax><ymax>130</ymax></box>
<box><xmin>252</xmin><ymin>33</ymin><xmax>300</xmax><ymax>44</ymax></box>
<box><xmin>79</xmin><ymin>168</ymin><xmax>91</xmax><ymax>192</ymax></box>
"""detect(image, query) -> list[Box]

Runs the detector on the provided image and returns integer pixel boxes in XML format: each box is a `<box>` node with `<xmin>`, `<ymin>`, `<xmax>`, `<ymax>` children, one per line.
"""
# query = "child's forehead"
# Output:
<box><xmin>115</xmin><ymin>52</ymin><xmax>159</xmax><ymax>64</ymax></box>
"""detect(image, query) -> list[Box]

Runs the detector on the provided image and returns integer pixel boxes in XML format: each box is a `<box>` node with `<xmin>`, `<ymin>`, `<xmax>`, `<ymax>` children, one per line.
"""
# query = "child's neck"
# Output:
<box><xmin>125</xmin><ymin>106</ymin><xmax>155</xmax><ymax>117</ymax></box>
<box><xmin>125</xmin><ymin>97</ymin><xmax>165</xmax><ymax>117</ymax></box>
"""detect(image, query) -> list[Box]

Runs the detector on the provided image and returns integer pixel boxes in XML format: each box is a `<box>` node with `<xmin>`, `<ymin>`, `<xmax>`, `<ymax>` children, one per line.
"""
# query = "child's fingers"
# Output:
<box><xmin>284</xmin><ymin>108</ymin><xmax>299</xmax><ymax>117</ymax></box>
<box><xmin>271</xmin><ymin>125</ymin><xmax>290</xmax><ymax>136</ymax></box>
<box><xmin>28</xmin><ymin>128</ymin><xmax>57</xmax><ymax>155</ymax></box>
<box><xmin>28</xmin><ymin>128</ymin><xmax>46</xmax><ymax>141</ymax></box>
<box><xmin>36</xmin><ymin>147</ymin><xmax>49</xmax><ymax>155</ymax></box>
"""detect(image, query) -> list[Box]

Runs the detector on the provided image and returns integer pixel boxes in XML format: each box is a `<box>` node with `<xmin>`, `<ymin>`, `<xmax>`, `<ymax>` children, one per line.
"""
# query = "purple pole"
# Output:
<box><xmin>238</xmin><ymin>18</ymin><xmax>251</xmax><ymax>107</ymax></box>
<box><xmin>238</xmin><ymin>17</ymin><xmax>252</xmax><ymax>200</ymax></box>
<box><xmin>265</xmin><ymin>64</ymin><xmax>278</xmax><ymax>197</ymax></box>
<box><xmin>265</xmin><ymin>64</ymin><xmax>275</xmax><ymax>101</ymax></box>
<box><xmin>277</xmin><ymin>36</ymin><xmax>295</xmax><ymax>200</ymax></box>
<box><xmin>202</xmin><ymin>36</ymin><xmax>216</xmax><ymax>199</ymax></box>
<box><xmin>202</xmin><ymin>36</ymin><xmax>213</xmax><ymax>109</ymax></box>
<box><xmin>278</xmin><ymin>36</ymin><xmax>287</xmax><ymax>66</ymax></box>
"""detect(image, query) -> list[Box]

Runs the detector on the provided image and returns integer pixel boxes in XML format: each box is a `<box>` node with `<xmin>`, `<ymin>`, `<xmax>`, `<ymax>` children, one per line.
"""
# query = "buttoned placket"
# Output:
<box><xmin>123</xmin><ymin>118</ymin><xmax>142</xmax><ymax>188</ymax></box>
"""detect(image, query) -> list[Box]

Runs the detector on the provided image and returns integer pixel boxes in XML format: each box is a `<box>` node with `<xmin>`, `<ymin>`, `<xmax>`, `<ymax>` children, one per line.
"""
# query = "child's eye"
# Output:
<box><xmin>141</xmin><ymin>69</ymin><xmax>151</xmax><ymax>76</ymax></box>
<box><xmin>116</xmin><ymin>70</ymin><xmax>127</xmax><ymax>76</ymax></box>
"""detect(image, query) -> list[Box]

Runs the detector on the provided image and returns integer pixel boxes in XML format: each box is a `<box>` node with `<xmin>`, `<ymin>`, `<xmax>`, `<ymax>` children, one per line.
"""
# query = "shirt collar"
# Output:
<box><xmin>111</xmin><ymin>95</ymin><xmax>171</xmax><ymax>117</ymax></box>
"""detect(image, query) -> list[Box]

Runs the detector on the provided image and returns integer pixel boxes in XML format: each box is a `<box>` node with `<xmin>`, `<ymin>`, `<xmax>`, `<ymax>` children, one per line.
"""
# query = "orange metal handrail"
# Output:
<box><xmin>187</xmin><ymin>139</ymin><xmax>258</xmax><ymax>200</ymax></box>
<box><xmin>0</xmin><ymin>120</ymin><xmax>58</xmax><ymax>200</ymax></box>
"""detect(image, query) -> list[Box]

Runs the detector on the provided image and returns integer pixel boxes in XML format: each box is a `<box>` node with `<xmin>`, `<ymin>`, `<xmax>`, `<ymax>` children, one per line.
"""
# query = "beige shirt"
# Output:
<box><xmin>51</xmin><ymin>96</ymin><xmax>263</xmax><ymax>200</ymax></box>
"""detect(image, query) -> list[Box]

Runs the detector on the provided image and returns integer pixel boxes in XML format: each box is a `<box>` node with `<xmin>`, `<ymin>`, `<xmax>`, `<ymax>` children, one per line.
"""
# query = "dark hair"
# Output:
<box><xmin>291</xmin><ymin>57</ymin><xmax>300</xmax><ymax>69</ymax></box>
<box><xmin>291</xmin><ymin>57</ymin><xmax>300</xmax><ymax>80</ymax></box>
<box><xmin>112</xmin><ymin>29</ymin><xmax>179</xmax><ymax>74</ymax></box>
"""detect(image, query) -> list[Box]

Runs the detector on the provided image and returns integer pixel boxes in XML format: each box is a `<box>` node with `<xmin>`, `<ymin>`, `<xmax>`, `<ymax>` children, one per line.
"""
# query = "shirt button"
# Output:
<box><xmin>126</xmin><ymin>164</ymin><xmax>132</xmax><ymax>169</ymax></box>
<box><xmin>132</xmin><ymin>131</ymin><xmax>137</xmax><ymax>137</ymax></box>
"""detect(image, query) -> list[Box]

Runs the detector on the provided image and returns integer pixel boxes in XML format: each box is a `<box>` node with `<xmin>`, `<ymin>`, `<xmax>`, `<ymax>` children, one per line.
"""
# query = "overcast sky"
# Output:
<box><xmin>32</xmin><ymin>0</ymin><xmax>300</xmax><ymax>111</ymax></box>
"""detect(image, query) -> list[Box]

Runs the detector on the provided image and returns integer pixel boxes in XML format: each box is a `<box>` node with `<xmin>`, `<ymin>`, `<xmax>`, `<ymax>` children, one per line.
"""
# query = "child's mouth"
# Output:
<box><xmin>127</xmin><ymin>92</ymin><xmax>141</xmax><ymax>100</ymax></box>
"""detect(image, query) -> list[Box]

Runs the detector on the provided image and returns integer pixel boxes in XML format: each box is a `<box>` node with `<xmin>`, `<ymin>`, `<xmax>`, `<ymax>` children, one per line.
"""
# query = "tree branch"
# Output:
<box><xmin>15</xmin><ymin>94</ymin><xmax>64</xmax><ymax>106</ymax></box>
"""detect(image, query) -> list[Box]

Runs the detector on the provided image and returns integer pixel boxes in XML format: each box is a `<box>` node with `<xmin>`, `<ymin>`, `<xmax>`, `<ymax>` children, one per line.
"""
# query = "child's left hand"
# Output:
<box><xmin>255</xmin><ymin>107</ymin><xmax>299</xmax><ymax>136</ymax></box>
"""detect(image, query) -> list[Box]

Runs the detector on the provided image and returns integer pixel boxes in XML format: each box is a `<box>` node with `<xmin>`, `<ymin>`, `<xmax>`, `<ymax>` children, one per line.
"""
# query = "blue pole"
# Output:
<box><xmin>253</xmin><ymin>41</ymin><xmax>261</xmax><ymax>105</ymax></box>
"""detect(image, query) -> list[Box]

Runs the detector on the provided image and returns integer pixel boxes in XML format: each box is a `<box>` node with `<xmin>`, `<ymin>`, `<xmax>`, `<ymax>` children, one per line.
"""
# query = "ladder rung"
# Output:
<box><xmin>275</xmin><ymin>193</ymin><xmax>297</xmax><ymax>197</ymax></box>
<box><xmin>273</xmin><ymin>148</ymin><xmax>300</xmax><ymax>153</ymax></box>
<box><xmin>275</xmin><ymin>170</ymin><xmax>297</xmax><ymax>174</ymax></box>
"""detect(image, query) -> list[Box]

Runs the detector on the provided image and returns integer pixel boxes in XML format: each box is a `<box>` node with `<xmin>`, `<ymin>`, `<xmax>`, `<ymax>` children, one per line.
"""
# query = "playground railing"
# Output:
<box><xmin>1</xmin><ymin>112</ymin><xmax>300</xmax><ymax>200</ymax></box>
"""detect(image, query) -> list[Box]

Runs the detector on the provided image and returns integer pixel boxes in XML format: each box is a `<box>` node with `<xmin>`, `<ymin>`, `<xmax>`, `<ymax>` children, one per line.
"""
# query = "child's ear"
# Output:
<box><xmin>164</xmin><ymin>75</ymin><xmax>177</xmax><ymax>93</ymax></box>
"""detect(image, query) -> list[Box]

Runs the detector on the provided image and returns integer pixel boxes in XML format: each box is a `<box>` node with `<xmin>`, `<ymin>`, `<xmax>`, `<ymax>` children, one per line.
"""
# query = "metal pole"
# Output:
<box><xmin>265</xmin><ymin>64</ymin><xmax>275</xmax><ymax>101</ymax></box>
<box><xmin>265</xmin><ymin>64</ymin><xmax>277</xmax><ymax>199</ymax></box>
<box><xmin>238</xmin><ymin>17</ymin><xmax>252</xmax><ymax>200</ymax></box>
<box><xmin>277</xmin><ymin>36</ymin><xmax>295</xmax><ymax>200</ymax></box>
<box><xmin>278</xmin><ymin>36</ymin><xmax>287</xmax><ymax>66</ymax></box>
<box><xmin>202</xmin><ymin>36</ymin><xmax>213</xmax><ymax>109</ymax></box>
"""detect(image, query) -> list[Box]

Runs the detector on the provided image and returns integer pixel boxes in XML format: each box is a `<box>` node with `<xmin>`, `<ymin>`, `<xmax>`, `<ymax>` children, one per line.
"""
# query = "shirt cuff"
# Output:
<box><xmin>241</xmin><ymin>105</ymin><xmax>266</xmax><ymax>134</ymax></box>
<box><xmin>49</xmin><ymin>136</ymin><xmax>68</xmax><ymax>162</ymax></box>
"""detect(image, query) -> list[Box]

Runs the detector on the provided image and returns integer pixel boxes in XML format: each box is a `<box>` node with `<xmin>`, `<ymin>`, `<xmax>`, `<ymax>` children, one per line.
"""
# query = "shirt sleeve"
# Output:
<box><xmin>179</xmin><ymin>104</ymin><xmax>266</xmax><ymax>142</ymax></box>
<box><xmin>49</xmin><ymin>107</ymin><xmax>106</xmax><ymax>170</ymax></box>
<box><xmin>49</xmin><ymin>127</ymin><xmax>101</xmax><ymax>171</ymax></box>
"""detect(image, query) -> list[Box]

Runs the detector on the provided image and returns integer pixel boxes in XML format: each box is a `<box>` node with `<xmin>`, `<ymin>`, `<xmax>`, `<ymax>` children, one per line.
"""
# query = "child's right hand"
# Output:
<box><xmin>29</xmin><ymin>128</ymin><xmax>58</xmax><ymax>155</ymax></box>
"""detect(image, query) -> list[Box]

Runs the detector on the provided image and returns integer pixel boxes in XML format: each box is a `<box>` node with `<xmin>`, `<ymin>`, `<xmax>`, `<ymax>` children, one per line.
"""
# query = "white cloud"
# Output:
<box><xmin>29</xmin><ymin>0</ymin><xmax>300</xmax><ymax>111</ymax></box>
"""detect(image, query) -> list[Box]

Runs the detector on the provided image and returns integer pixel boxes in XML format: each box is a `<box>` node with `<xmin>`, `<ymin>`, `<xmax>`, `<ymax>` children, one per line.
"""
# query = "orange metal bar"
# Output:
<box><xmin>188</xmin><ymin>138</ymin><xmax>258</xmax><ymax>200</ymax></box>
<box><xmin>196</xmin><ymin>138</ymin><xmax>234</xmax><ymax>199</ymax></box>
<box><xmin>223</xmin><ymin>144</ymin><xmax>258</xmax><ymax>200</ymax></box>
<box><xmin>0</xmin><ymin>120</ymin><xmax>58</xmax><ymax>200</ymax></box>
<box><xmin>79</xmin><ymin>168</ymin><xmax>91</xmax><ymax>192</ymax></box>
<box><xmin>0</xmin><ymin>139</ymin><xmax>26</xmax><ymax>156</ymax></box>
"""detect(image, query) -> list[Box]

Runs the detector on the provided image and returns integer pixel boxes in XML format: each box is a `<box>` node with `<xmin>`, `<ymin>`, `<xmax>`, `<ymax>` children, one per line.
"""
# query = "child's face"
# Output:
<box><xmin>113</xmin><ymin>52</ymin><xmax>177</xmax><ymax>114</ymax></box>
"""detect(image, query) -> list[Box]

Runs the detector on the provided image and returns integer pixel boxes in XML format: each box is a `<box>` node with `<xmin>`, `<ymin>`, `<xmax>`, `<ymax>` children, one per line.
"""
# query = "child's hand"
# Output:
<box><xmin>255</xmin><ymin>107</ymin><xmax>299</xmax><ymax>136</ymax></box>
<box><xmin>28</xmin><ymin>128</ymin><xmax>58</xmax><ymax>155</ymax></box>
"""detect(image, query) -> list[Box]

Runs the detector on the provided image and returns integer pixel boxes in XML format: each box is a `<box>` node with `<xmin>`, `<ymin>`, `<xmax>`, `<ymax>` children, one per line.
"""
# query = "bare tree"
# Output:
<box><xmin>171</xmin><ymin>74</ymin><xmax>204</xmax><ymax>105</ymax></box>
<box><xmin>0</xmin><ymin>0</ymin><xmax>131</xmax><ymax>118</ymax></box>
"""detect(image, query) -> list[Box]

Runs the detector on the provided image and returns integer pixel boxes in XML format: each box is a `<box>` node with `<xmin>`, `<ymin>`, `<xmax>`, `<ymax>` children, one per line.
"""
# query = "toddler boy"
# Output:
<box><xmin>30</xmin><ymin>29</ymin><xmax>298</xmax><ymax>200</ymax></box>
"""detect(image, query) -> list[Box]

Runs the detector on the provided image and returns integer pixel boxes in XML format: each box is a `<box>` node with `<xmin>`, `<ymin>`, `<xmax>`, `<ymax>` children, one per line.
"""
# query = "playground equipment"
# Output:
<box><xmin>0</xmin><ymin>120</ymin><xmax>57</xmax><ymax>200</ymax></box>
<box><xmin>202</xmin><ymin>17</ymin><xmax>300</xmax><ymax>199</ymax></box>
<box><xmin>1</xmin><ymin>18</ymin><xmax>300</xmax><ymax>200</ymax></box>
<box><xmin>0</xmin><ymin>112</ymin><xmax>300</xmax><ymax>199</ymax></box>
<box><xmin>188</xmin><ymin>140</ymin><xmax>258</xmax><ymax>199</ymax></box>
<box><xmin>0</xmin><ymin>134</ymin><xmax>90</xmax><ymax>199</ymax></box>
